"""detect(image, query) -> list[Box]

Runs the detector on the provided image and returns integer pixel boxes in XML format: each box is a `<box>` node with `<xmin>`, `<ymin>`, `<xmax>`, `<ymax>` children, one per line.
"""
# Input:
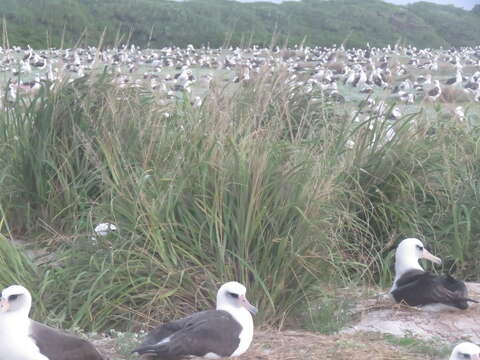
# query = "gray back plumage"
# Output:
<box><xmin>133</xmin><ymin>310</ymin><xmax>242</xmax><ymax>359</ymax></box>
<box><xmin>30</xmin><ymin>321</ymin><xmax>104</xmax><ymax>360</ymax></box>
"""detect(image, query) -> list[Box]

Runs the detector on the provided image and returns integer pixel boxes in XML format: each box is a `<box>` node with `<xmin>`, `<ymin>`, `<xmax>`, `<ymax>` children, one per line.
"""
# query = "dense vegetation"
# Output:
<box><xmin>1</xmin><ymin>69</ymin><xmax>480</xmax><ymax>332</ymax></box>
<box><xmin>1</xmin><ymin>0</ymin><xmax>480</xmax><ymax>49</ymax></box>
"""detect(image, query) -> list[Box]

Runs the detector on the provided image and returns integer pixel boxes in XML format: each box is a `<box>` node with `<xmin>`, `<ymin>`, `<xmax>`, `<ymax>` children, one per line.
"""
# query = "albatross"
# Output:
<box><xmin>427</xmin><ymin>80</ymin><xmax>442</xmax><ymax>101</ymax></box>
<box><xmin>450</xmin><ymin>342</ymin><xmax>480</xmax><ymax>360</ymax></box>
<box><xmin>132</xmin><ymin>281</ymin><xmax>257</xmax><ymax>359</ymax></box>
<box><xmin>0</xmin><ymin>285</ymin><xmax>104</xmax><ymax>360</ymax></box>
<box><xmin>390</xmin><ymin>238</ymin><xmax>478</xmax><ymax>310</ymax></box>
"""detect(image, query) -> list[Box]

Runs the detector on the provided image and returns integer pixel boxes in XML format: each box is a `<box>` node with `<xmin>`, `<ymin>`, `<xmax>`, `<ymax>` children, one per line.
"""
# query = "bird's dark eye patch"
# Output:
<box><xmin>462</xmin><ymin>354</ymin><xmax>471</xmax><ymax>359</ymax></box>
<box><xmin>228</xmin><ymin>292</ymin><xmax>239</xmax><ymax>299</ymax></box>
<box><xmin>416</xmin><ymin>244</ymin><xmax>424</xmax><ymax>251</ymax></box>
<box><xmin>8</xmin><ymin>294</ymin><xmax>19</xmax><ymax>301</ymax></box>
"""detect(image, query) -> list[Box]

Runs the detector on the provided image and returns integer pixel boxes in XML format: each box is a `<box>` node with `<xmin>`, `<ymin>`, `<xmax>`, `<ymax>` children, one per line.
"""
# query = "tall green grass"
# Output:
<box><xmin>0</xmin><ymin>71</ymin><xmax>480</xmax><ymax>332</ymax></box>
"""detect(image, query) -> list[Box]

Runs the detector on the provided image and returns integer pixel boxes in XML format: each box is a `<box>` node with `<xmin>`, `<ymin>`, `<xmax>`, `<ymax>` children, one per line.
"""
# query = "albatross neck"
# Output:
<box><xmin>0</xmin><ymin>310</ymin><xmax>31</xmax><ymax>336</ymax></box>
<box><xmin>216</xmin><ymin>303</ymin><xmax>253</xmax><ymax>328</ymax></box>
<box><xmin>394</xmin><ymin>251</ymin><xmax>424</xmax><ymax>281</ymax></box>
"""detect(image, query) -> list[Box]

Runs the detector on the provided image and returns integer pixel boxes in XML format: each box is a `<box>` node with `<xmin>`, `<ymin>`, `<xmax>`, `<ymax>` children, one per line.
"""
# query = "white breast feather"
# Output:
<box><xmin>0</xmin><ymin>317</ymin><xmax>49</xmax><ymax>360</ymax></box>
<box><xmin>229</xmin><ymin>307</ymin><xmax>254</xmax><ymax>357</ymax></box>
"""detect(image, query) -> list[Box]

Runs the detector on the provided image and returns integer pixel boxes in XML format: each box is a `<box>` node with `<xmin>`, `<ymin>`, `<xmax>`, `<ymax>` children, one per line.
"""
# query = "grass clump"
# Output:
<box><xmin>1</xmin><ymin>68</ymin><xmax>480</xmax><ymax>334</ymax></box>
<box><xmin>304</xmin><ymin>292</ymin><xmax>355</xmax><ymax>334</ymax></box>
<box><xmin>0</xmin><ymin>71</ymin><xmax>332</xmax><ymax>330</ymax></box>
<box><xmin>383</xmin><ymin>334</ymin><xmax>451</xmax><ymax>358</ymax></box>
<box><xmin>0</xmin><ymin>233</ymin><xmax>38</xmax><ymax>292</ymax></box>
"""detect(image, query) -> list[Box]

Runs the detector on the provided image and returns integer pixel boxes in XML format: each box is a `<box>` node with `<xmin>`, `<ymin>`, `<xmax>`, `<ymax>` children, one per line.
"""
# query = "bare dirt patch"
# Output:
<box><xmin>93</xmin><ymin>330</ymin><xmax>423</xmax><ymax>360</ymax></box>
<box><xmin>243</xmin><ymin>331</ymin><xmax>413</xmax><ymax>360</ymax></box>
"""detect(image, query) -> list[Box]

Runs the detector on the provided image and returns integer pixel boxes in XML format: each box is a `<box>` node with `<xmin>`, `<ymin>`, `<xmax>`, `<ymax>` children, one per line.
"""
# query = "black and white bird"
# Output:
<box><xmin>475</xmin><ymin>90</ymin><xmax>480</xmax><ymax>103</ymax></box>
<box><xmin>390</xmin><ymin>238</ymin><xmax>478</xmax><ymax>310</ymax></box>
<box><xmin>427</xmin><ymin>80</ymin><xmax>442</xmax><ymax>101</ymax></box>
<box><xmin>0</xmin><ymin>285</ymin><xmax>104</xmax><ymax>360</ymax></box>
<box><xmin>445</xmin><ymin>70</ymin><xmax>463</xmax><ymax>87</ymax></box>
<box><xmin>132</xmin><ymin>281</ymin><xmax>257</xmax><ymax>359</ymax></box>
<box><xmin>450</xmin><ymin>342</ymin><xmax>480</xmax><ymax>360</ymax></box>
<box><xmin>465</xmin><ymin>78</ymin><xmax>480</xmax><ymax>93</ymax></box>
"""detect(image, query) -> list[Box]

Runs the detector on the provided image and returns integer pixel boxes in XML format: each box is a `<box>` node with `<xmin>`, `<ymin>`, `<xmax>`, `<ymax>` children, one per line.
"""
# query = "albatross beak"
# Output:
<box><xmin>239</xmin><ymin>295</ymin><xmax>258</xmax><ymax>315</ymax></box>
<box><xmin>0</xmin><ymin>298</ymin><xmax>9</xmax><ymax>312</ymax></box>
<box><xmin>422</xmin><ymin>248</ymin><xmax>442</xmax><ymax>265</ymax></box>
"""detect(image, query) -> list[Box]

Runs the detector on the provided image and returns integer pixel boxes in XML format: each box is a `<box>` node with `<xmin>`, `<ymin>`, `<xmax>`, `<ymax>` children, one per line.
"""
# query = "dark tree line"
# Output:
<box><xmin>1</xmin><ymin>0</ymin><xmax>480</xmax><ymax>49</ymax></box>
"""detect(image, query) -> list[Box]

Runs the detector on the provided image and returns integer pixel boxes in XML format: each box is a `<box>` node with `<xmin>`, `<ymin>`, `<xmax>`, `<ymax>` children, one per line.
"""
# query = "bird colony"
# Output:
<box><xmin>1</xmin><ymin>44</ymin><xmax>480</xmax><ymax>114</ymax></box>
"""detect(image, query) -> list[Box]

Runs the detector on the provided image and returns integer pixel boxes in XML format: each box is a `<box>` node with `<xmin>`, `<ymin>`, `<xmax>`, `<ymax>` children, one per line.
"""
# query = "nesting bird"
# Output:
<box><xmin>0</xmin><ymin>285</ymin><xmax>104</xmax><ymax>360</ymax></box>
<box><xmin>3</xmin><ymin>43</ymin><xmax>480</xmax><ymax>109</ymax></box>
<box><xmin>132</xmin><ymin>281</ymin><xmax>257</xmax><ymax>359</ymax></box>
<box><xmin>390</xmin><ymin>238</ymin><xmax>478</xmax><ymax>310</ymax></box>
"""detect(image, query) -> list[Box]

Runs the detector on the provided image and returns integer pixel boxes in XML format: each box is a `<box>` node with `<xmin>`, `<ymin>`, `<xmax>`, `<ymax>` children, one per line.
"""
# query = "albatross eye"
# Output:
<box><xmin>228</xmin><ymin>292</ymin><xmax>239</xmax><ymax>299</ymax></box>
<box><xmin>8</xmin><ymin>294</ymin><xmax>19</xmax><ymax>301</ymax></box>
<box><xmin>461</xmin><ymin>354</ymin><xmax>471</xmax><ymax>359</ymax></box>
<box><xmin>416</xmin><ymin>244</ymin><xmax>423</xmax><ymax>251</ymax></box>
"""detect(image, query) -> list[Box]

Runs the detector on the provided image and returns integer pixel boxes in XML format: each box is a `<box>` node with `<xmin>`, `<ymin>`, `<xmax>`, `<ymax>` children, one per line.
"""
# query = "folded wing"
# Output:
<box><xmin>133</xmin><ymin>310</ymin><xmax>242</xmax><ymax>359</ymax></box>
<box><xmin>30</xmin><ymin>321</ymin><xmax>104</xmax><ymax>360</ymax></box>
<box><xmin>392</xmin><ymin>270</ymin><xmax>476</xmax><ymax>309</ymax></box>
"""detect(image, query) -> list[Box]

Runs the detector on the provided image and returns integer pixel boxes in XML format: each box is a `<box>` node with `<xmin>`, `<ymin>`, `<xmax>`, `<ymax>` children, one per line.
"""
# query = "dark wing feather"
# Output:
<box><xmin>30</xmin><ymin>321</ymin><xmax>104</xmax><ymax>360</ymax></box>
<box><xmin>352</xmin><ymin>75</ymin><xmax>360</xmax><ymax>87</ymax></box>
<box><xmin>133</xmin><ymin>310</ymin><xmax>241</xmax><ymax>359</ymax></box>
<box><xmin>442</xmin><ymin>274</ymin><xmax>467</xmax><ymax>293</ymax></box>
<box><xmin>392</xmin><ymin>270</ymin><xmax>473</xmax><ymax>309</ymax></box>
<box><xmin>428</xmin><ymin>87</ymin><xmax>439</xmax><ymax>96</ymax></box>
<box><xmin>138</xmin><ymin>310</ymin><xmax>211</xmax><ymax>347</ymax></box>
<box><xmin>393</xmin><ymin>269</ymin><xmax>428</xmax><ymax>288</ymax></box>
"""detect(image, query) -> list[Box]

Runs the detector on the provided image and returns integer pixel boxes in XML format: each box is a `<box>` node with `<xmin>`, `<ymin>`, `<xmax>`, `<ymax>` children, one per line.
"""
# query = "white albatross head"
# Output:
<box><xmin>0</xmin><ymin>285</ymin><xmax>32</xmax><ymax>316</ymax></box>
<box><xmin>394</xmin><ymin>238</ymin><xmax>442</xmax><ymax>280</ymax></box>
<box><xmin>216</xmin><ymin>281</ymin><xmax>258</xmax><ymax>315</ymax></box>
<box><xmin>450</xmin><ymin>342</ymin><xmax>480</xmax><ymax>360</ymax></box>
